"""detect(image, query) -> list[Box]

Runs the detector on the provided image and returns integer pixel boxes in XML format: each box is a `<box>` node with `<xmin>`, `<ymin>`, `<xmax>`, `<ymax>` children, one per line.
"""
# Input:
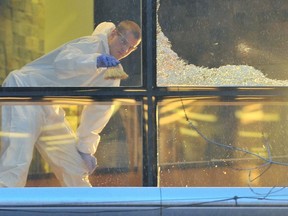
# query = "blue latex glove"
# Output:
<box><xmin>96</xmin><ymin>54</ymin><xmax>120</xmax><ymax>68</ymax></box>
<box><xmin>78</xmin><ymin>150</ymin><xmax>97</xmax><ymax>174</ymax></box>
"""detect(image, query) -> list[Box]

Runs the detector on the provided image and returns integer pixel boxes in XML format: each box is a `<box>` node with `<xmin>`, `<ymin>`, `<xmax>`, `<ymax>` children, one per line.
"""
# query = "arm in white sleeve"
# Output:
<box><xmin>77</xmin><ymin>103</ymin><xmax>114</xmax><ymax>154</ymax></box>
<box><xmin>53</xmin><ymin>37</ymin><xmax>108</xmax><ymax>78</ymax></box>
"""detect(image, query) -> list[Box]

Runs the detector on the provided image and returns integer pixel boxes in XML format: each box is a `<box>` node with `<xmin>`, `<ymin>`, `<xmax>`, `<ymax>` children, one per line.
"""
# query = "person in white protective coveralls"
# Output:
<box><xmin>0</xmin><ymin>20</ymin><xmax>142</xmax><ymax>187</ymax></box>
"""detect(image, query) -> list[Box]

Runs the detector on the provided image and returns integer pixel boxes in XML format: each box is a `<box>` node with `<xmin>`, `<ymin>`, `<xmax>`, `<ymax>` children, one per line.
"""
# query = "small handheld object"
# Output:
<box><xmin>104</xmin><ymin>66</ymin><xmax>129</xmax><ymax>80</ymax></box>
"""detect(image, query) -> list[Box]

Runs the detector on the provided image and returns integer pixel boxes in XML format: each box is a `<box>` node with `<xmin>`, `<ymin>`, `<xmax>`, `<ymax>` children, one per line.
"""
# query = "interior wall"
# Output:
<box><xmin>0</xmin><ymin>0</ymin><xmax>94</xmax><ymax>83</ymax></box>
<box><xmin>0</xmin><ymin>0</ymin><xmax>45</xmax><ymax>83</ymax></box>
<box><xmin>44</xmin><ymin>0</ymin><xmax>94</xmax><ymax>52</ymax></box>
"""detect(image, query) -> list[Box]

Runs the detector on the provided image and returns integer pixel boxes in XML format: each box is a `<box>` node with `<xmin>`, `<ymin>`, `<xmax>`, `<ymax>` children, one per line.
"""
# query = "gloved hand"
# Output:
<box><xmin>78</xmin><ymin>150</ymin><xmax>97</xmax><ymax>174</ymax></box>
<box><xmin>96</xmin><ymin>54</ymin><xmax>120</xmax><ymax>68</ymax></box>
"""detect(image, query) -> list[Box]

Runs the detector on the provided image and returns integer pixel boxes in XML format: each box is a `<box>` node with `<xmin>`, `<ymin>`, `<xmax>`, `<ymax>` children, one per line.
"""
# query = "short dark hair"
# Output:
<box><xmin>116</xmin><ymin>20</ymin><xmax>142</xmax><ymax>40</ymax></box>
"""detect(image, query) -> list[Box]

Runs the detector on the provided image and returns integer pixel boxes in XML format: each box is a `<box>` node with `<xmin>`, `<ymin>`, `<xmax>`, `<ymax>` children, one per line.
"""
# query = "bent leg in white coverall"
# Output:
<box><xmin>0</xmin><ymin>104</ymin><xmax>91</xmax><ymax>187</ymax></box>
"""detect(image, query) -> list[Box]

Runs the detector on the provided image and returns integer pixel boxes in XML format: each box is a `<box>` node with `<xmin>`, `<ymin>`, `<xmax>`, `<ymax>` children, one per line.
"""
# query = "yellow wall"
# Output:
<box><xmin>44</xmin><ymin>0</ymin><xmax>94</xmax><ymax>52</ymax></box>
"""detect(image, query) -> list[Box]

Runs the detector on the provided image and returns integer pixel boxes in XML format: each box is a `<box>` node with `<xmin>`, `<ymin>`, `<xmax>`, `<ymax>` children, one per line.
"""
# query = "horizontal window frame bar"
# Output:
<box><xmin>0</xmin><ymin>87</ymin><xmax>288</xmax><ymax>98</ymax></box>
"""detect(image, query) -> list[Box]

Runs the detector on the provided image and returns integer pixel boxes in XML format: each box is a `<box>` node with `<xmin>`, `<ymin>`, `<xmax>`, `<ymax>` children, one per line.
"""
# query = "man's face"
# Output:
<box><xmin>108</xmin><ymin>29</ymin><xmax>141</xmax><ymax>60</ymax></box>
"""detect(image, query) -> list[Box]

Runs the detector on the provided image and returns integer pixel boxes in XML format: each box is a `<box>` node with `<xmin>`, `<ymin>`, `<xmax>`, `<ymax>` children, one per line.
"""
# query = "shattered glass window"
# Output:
<box><xmin>157</xmin><ymin>0</ymin><xmax>288</xmax><ymax>86</ymax></box>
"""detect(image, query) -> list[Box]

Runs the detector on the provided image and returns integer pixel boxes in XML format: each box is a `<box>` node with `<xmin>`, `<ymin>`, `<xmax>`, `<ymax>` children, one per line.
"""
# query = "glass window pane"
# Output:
<box><xmin>157</xmin><ymin>0</ymin><xmax>288</xmax><ymax>86</ymax></box>
<box><xmin>158</xmin><ymin>97</ymin><xmax>288</xmax><ymax>186</ymax></box>
<box><xmin>0</xmin><ymin>0</ymin><xmax>142</xmax><ymax>87</ymax></box>
<box><xmin>0</xmin><ymin>99</ymin><xmax>143</xmax><ymax>187</ymax></box>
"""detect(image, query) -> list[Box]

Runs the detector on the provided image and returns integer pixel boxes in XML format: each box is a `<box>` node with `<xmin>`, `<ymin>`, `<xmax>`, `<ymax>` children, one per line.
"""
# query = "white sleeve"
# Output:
<box><xmin>76</xmin><ymin>103</ymin><xmax>114</xmax><ymax>154</ymax></box>
<box><xmin>53</xmin><ymin>39</ymin><xmax>103</xmax><ymax>78</ymax></box>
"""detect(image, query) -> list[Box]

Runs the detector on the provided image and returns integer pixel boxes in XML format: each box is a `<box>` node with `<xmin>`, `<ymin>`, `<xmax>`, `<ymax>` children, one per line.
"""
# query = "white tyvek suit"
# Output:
<box><xmin>0</xmin><ymin>22</ymin><xmax>120</xmax><ymax>187</ymax></box>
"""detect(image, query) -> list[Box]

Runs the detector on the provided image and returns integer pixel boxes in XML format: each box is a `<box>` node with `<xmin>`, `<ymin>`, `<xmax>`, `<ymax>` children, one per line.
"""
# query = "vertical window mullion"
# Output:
<box><xmin>142</xmin><ymin>0</ymin><xmax>158</xmax><ymax>186</ymax></box>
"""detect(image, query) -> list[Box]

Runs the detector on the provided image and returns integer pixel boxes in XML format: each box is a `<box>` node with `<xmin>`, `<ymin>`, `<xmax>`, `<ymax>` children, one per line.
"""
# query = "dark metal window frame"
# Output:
<box><xmin>1</xmin><ymin>0</ymin><xmax>288</xmax><ymax>187</ymax></box>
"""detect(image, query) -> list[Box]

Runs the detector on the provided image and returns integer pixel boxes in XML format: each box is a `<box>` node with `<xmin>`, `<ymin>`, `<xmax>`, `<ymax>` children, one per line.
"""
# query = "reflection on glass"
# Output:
<box><xmin>157</xmin><ymin>0</ymin><xmax>288</xmax><ymax>86</ymax></box>
<box><xmin>158</xmin><ymin>97</ymin><xmax>288</xmax><ymax>186</ymax></box>
<box><xmin>0</xmin><ymin>100</ymin><xmax>142</xmax><ymax>187</ymax></box>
